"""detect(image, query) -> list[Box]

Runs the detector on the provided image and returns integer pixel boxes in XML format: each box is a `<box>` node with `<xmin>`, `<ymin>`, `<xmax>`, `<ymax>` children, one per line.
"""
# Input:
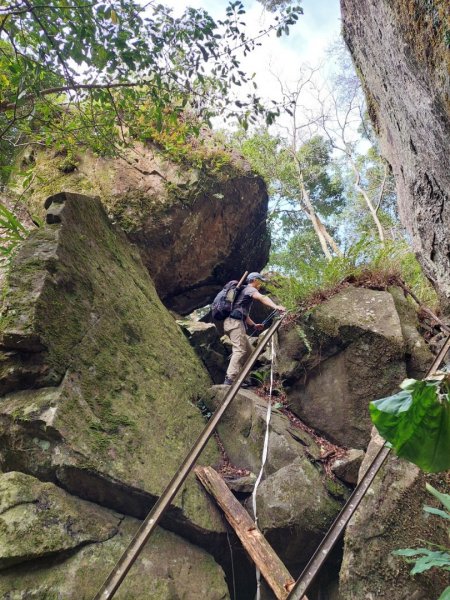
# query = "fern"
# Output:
<box><xmin>393</xmin><ymin>484</ymin><xmax>450</xmax><ymax>600</ymax></box>
<box><xmin>0</xmin><ymin>202</ymin><xmax>29</xmax><ymax>257</ymax></box>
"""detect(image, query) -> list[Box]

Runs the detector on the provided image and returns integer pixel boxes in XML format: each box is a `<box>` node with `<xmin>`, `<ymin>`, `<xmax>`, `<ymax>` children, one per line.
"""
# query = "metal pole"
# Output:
<box><xmin>286</xmin><ymin>444</ymin><xmax>390</xmax><ymax>600</ymax></box>
<box><xmin>94</xmin><ymin>315</ymin><xmax>285</xmax><ymax>600</ymax></box>
<box><xmin>286</xmin><ymin>333</ymin><xmax>450</xmax><ymax>600</ymax></box>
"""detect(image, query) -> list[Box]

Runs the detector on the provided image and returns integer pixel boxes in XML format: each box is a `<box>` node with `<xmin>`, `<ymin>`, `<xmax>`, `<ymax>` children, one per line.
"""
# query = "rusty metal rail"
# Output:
<box><xmin>286</xmin><ymin>333</ymin><xmax>450</xmax><ymax>600</ymax></box>
<box><xmin>93</xmin><ymin>315</ymin><xmax>285</xmax><ymax>600</ymax></box>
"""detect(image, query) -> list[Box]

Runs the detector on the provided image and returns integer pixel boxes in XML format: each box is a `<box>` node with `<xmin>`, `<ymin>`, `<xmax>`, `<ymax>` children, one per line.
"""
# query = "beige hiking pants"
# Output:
<box><xmin>224</xmin><ymin>317</ymin><xmax>253</xmax><ymax>381</ymax></box>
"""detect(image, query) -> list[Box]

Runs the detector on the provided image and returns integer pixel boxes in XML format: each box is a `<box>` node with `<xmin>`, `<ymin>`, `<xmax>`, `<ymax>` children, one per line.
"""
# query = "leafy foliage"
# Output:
<box><xmin>0</xmin><ymin>0</ymin><xmax>302</xmax><ymax>171</ymax></box>
<box><xmin>393</xmin><ymin>547</ymin><xmax>450</xmax><ymax>575</ymax></box>
<box><xmin>393</xmin><ymin>483</ymin><xmax>450</xmax><ymax>600</ymax></box>
<box><xmin>0</xmin><ymin>202</ymin><xmax>29</xmax><ymax>256</ymax></box>
<box><xmin>268</xmin><ymin>237</ymin><xmax>437</xmax><ymax>311</ymax></box>
<box><xmin>234</xmin><ymin>128</ymin><xmax>344</xmax><ymax>260</ymax></box>
<box><xmin>338</xmin><ymin>145</ymin><xmax>400</xmax><ymax>245</ymax></box>
<box><xmin>370</xmin><ymin>377</ymin><xmax>450</xmax><ymax>473</ymax></box>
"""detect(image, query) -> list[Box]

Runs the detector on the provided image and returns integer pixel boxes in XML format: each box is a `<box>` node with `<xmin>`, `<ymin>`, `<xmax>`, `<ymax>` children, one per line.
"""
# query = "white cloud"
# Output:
<box><xmin>160</xmin><ymin>0</ymin><xmax>341</xmax><ymax>108</ymax></box>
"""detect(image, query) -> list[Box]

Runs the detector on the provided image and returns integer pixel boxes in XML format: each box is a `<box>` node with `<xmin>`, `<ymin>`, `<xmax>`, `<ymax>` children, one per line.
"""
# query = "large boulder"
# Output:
<box><xmin>0</xmin><ymin>472</ymin><xmax>229</xmax><ymax>599</ymax></box>
<box><xmin>203</xmin><ymin>387</ymin><xmax>348</xmax><ymax>570</ymax></box>
<box><xmin>12</xmin><ymin>142</ymin><xmax>270</xmax><ymax>314</ymax></box>
<box><xmin>0</xmin><ymin>192</ymin><xmax>224</xmax><ymax>544</ymax></box>
<box><xmin>341</xmin><ymin>0</ymin><xmax>450</xmax><ymax>308</ymax></box>
<box><xmin>202</xmin><ymin>387</ymin><xmax>322</xmax><ymax>475</ymax></box>
<box><xmin>0</xmin><ymin>471</ymin><xmax>117</xmax><ymax>569</ymax></box>
<box><xmin>389</xmin><ymin>286</ymin><xmax>434</xmax><ymax>378</ymax></box>
<box><xmin>251</xmin><ymin>458</ymin><xmax>346</xmax><ymax>571</ymax></box>
<box><xmin>279</xmin><ymin>287</ymin><xmax>407</xmax><ymax>449</ymax></box>
<box><xmin>339</xmin><ymin>429</ymin><xmax>450</xmax><ymax>600</ymax></box>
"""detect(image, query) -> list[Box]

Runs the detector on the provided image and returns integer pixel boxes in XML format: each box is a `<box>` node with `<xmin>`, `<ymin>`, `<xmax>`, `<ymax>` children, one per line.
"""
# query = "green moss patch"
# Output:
<box><xmin>0</xmin><ymin>192</ymin><xmax>222</xmax><ymax>535</ymax></box>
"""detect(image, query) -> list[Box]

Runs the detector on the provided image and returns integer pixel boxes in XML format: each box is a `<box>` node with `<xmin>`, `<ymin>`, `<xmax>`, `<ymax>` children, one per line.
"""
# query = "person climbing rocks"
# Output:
<box><xmin>223</xmin><ymin>272</ymin><xmax>286</xmax><ymax>387</ymax></box>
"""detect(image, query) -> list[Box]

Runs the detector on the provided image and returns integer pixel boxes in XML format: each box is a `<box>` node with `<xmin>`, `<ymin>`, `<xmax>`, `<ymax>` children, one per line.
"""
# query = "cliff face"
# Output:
<box><xmin>341</xmin><ymin>0</ymin><xmax>450</xmax><ymax>307</ymax></box>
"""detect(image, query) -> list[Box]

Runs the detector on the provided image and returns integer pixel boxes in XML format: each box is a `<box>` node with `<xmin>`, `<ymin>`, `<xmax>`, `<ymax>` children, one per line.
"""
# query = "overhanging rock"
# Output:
<box><xmin>13</xmin><ymin>142</ymin><xmax>271</xmax><ymax>315</ymax></box>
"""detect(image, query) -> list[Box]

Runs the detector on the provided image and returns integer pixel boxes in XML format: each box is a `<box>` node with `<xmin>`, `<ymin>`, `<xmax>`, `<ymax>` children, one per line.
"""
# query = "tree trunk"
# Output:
<box><xmin>317</xmin><ymin>218</ymin><xmax>342</xmax><ymax>256</ymax></box>
<box><xmin>289</xmin><ymin>142</ymin><xmax>341</xmax><ymax>261</ymax></box>
<box><xmin>352</xmin><ymin>163</ymin><xmax>385</xmax><ymax>243</ymax></box>
<box><xmin>299</xmin><ymin>175</ymin><xmax>338</xmax><ymax>261</ymax></box>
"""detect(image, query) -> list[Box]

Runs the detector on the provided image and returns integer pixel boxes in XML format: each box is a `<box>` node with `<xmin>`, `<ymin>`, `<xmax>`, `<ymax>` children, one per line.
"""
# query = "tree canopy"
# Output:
<box><xmin>0</xmin><ymin>0</ymin><xmax>302</xmax><ymax>178</ymax></box>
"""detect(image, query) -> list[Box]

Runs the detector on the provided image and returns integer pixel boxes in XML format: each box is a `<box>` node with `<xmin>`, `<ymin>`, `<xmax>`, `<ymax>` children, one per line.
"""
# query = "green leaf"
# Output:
<box><xmin>370</xmin><ymin>378</ymin><xmax>450</xmax><ymax>472</ymax></box>
<box><xmin>438</xmin><ymin>586</ymin><xmax>450</xmax><ymax>600</ymax></box>
<box><xmin>423</xmin><ymin>506</ymin><xmax>450</xmax><ymax>520</ymax></box>
<box><xmin>393</xmin><ymin>548</ymin><xmax>450</xmax><ymax>574</ymax></box>
<box><xmin>426</xmin><ymin>483</ymin><xmax>450</xmax><ymax>512</ymax></box>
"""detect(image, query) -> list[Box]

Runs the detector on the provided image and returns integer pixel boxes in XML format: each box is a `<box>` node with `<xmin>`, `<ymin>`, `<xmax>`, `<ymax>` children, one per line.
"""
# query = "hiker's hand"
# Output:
<box><xmin>275</xmin><ymin>304</ymin><xmax>286</xmax><ymax>313</ymax></box>
<box><xmin>254</xmin><ymin>323</ymin><xmax>264</xmax><ymax>332</ymax></box>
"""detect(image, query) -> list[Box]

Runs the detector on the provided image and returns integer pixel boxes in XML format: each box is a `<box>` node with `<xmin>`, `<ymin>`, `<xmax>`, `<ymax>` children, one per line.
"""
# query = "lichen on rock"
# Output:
<box><xmin>203</xmin><ymin>386</ymin><xmax>349</xmax><ymax>571</ymax></box>
<box><xmin>339</xmin><ymin>428</ymin><xmax>450</xmax><ymax>600</ymax></box>
<box><xmin>341</xmin><ymin>0</ymin><xmax>450</xmax><ymax>308</ymax></box>
<box><xmin>279</xmin><ymin>287</ymin><xmax>407</xmax><ymax>449</ymax></box>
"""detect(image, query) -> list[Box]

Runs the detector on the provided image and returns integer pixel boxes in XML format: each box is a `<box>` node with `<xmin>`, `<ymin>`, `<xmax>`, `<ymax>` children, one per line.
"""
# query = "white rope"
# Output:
<box><xmin>251</xmin><ymin>335</ymin><xmax>276</xmax><ymax>600</ymax></box>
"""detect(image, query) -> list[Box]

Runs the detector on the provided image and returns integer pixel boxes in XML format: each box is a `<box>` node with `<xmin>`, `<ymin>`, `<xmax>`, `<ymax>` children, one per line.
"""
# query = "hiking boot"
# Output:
<box><xmin>241</xmin><ymin>381</ymin><xmax>253</xmax><ymax>389</ymax></box>
<box><xmin>223</xmin><ymin>377</ymin><xmax>253</xmax><ymax>389</ymax></box>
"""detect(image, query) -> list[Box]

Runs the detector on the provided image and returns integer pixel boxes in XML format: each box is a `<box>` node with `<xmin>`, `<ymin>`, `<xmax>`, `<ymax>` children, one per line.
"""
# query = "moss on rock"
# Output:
<box><xmin>339</xmin><ymin>431</ymin><xmax>450</xmax><ymax>599</ymax></box>
<box><xmin>0</xmin><ymin>192</ymin><xmax>223</xmax><ymax>539</ymax></box>
<box><xmin>279</xmin><ymin>287</ymin><xmax>407</xmax><ymax>449</ymax></box>
<box><xmin>10</xmin><ymin>141</ymin><xmax>270</xmax><ymax>315</ymax></box>
<box><xmin>0</xmin><ymin>471</ymin><xmax>118</xmax><ymax>569</ymax></box>
<box><xmin>0</xmin><ymin>473</ymin><xmax>229</xmax><ymax>599</ymax></box>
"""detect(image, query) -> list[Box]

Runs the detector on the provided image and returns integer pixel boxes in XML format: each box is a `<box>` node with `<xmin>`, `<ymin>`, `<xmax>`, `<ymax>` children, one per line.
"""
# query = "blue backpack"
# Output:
<box><xmin>211</xmin><ymin>280</ymin><xmax>244</xmax><ymax>321</ymax></box>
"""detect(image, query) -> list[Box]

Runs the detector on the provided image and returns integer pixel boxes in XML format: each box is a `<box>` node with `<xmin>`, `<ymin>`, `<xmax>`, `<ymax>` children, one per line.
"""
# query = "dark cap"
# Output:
<box><xmin>247</xmin><ymin>272</ymin><xmax>266</xmax><ymax>283</ymax></box>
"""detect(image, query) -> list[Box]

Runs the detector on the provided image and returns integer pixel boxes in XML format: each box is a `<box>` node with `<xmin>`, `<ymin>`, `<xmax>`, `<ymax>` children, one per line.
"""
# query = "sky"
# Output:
<box><xmin>160</xmin><ymin>0</ymin><xmax>343</xmax><ymax>118</ymax></box>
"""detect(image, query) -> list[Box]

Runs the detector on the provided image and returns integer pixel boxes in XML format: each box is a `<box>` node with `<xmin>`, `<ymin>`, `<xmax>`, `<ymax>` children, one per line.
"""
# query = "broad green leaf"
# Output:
<box><xmin>438</xmin><ymin>586</ymin><xmax>450</xmax><ymax>600</ymax></box>
<box><xmin>370</xmin><ymin>379</ymin><xmax>450</xmax><ymax>472</ymax></box>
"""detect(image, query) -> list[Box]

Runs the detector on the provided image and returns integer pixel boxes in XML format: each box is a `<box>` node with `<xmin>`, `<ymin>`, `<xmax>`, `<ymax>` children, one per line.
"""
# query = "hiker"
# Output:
<box><xmin>223</xmin><ymin>272</ymin><xmax>286</xmax><ymax>386</ymax></box>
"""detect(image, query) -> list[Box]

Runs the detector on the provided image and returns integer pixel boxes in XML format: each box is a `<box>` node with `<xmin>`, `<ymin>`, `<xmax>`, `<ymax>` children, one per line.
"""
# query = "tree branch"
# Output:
<box><xmin>375</xmin><ymin>161</ymin><xmax>388</xmax><ymax>214</ymax></box>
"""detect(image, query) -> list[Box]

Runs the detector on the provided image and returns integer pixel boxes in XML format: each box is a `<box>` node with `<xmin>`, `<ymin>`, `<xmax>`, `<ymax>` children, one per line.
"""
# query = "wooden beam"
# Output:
<box><xmin>195</xmin><ymin>466</ymin><xmax>304</xmax><ymax>600</ymax></box>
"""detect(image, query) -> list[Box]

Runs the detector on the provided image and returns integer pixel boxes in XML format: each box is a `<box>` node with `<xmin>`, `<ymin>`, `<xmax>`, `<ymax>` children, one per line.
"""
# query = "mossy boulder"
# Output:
<box><xmin>339</xmin><ymin>429</ymin><xmax>450</xmax><ymax>600</ymax></box>
<box><xmin>0</xmin><ymin>192</ymin><xmax>223</xmax><ymax>542</ymax></box>
<box><xmin>388</xmin><ymin>286</ymin><xmax>434</xmax><ymax>378</ymax></box>
<box><xmin>250</xmin><ymin>458</ymin><xmax>345</xmax><ymax>572</ymax></box>
<box><xmin>12</xmin><ymin>142</ymin><xmax>270</xmax><ymax>314</ymax></box>
<box><xmin>202</xmin><ymin>387</ymin><xmax>349</xmax><ymax>570</ymax></box>
<box><xmin>0</xmin><ymin>473</ymin><xmax>229</xmax><ymax>599</ymax></box>
<box><xmin>202</xmin><ymin>387</ymin><xmax>322</xmax><ymax>475</ymax></box>
<box><xmin>0</xmin><ymin>471</ymin><xmax>118</xmax><ymax>569</ymax></box>
<box><xmin>279</xmin><ymin>287</ymin><xmax>407</xmax><ymax>449</ymax></box>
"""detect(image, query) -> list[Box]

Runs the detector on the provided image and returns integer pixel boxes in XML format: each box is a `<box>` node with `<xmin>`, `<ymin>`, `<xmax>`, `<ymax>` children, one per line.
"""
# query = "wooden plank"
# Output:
<box><xmin>195</xmin><ymin>466</ymin><xmax>302</xmax><ymax>600</ymax></box>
